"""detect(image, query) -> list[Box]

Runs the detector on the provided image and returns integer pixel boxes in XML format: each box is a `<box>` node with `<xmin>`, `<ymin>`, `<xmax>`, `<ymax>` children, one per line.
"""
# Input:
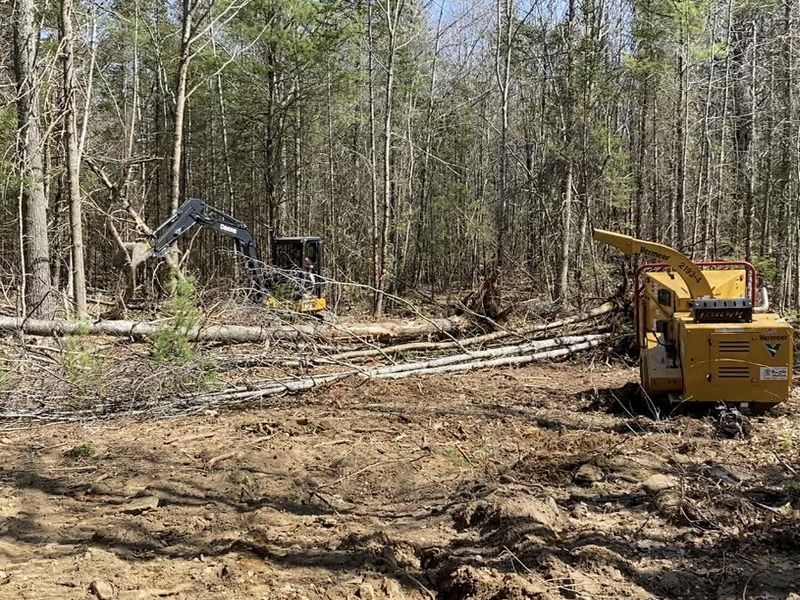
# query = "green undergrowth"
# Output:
<box><xmin>150</xmin><ymin>270</ymin><xmax>221</xmax><ymax>393</ymax></box>
<box><xmin>62</xmin><ymin>321</ymin><xmax>107</xmax><ymax>400</ymax></box>
<box><xmin>63</xmin><ymin>443</ymin><xmax>95</xmax><ymax>460</ymax></box>
<box><xmin>152</xmin><ymin>272</ymin><xmax>199</xmax><ymax>365</ymax></box>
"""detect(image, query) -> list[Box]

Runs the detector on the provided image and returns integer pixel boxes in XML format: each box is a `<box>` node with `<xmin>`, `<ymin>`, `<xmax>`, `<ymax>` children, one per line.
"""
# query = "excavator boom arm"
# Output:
<box><xmin>149</xmin><ymin>198</ymin><xmax>268</xmax><ymax>297</ymax></box>
<box><xmin>592</xmin><ymin>228</ymin><xmax>714</xmax><ymax>299</ymax></box>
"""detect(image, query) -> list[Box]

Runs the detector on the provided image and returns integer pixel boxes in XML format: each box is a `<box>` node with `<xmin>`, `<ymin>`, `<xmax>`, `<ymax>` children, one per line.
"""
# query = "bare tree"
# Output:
<box><xmin>170</xmin><ymin>0</ymin><xmax>250</xmax><ymax>215</ymax></box>
<box><xmin>374</xmin><ymin>0</ymin><xmax>407</xmax><ymax>316</ymax></box>
<box><xmin>170</xmin><ymin>0</ymin><xmax>195</xmax><ymax>215</ymax></box>
<box><xmin>495</xmin><ymin>0</ymin><xmax>514</xmax><ymax>264</ymax></box>
<box><xmin>13</xmin><ymin>0</ymin><xmax>53</xmax><ymax>318</ymax></box>
<box><xmin>60</xmin><ymin>0</ymin><xmax>87</xmax><ymax>317</ymax></box>
<box><xmin>367</xmin><ymin>0</ymin><xmax>381</xmax><ymax>314</ymax></box>
<box><xmin>555</xmin><ymin>0</ymin><xmax>576</xmax><ymax>304</ymax></box>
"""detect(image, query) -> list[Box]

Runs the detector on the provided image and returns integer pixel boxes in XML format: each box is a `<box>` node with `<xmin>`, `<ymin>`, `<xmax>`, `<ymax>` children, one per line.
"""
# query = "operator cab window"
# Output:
<box><xmin>274</xmin><ymin>242</ymin><xmax>303</xmax><ymax>271</ymax></box>
<box><xmin>303</xmin><ymin>243</ymin><xmax>319</xmax><ymax>269</ymax></box>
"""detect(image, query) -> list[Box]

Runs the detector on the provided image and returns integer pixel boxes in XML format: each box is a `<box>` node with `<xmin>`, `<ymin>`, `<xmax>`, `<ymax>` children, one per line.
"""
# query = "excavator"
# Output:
<box><xmin>147</xmin><ymin>198</ymin><xmax>327</xmax><ymax>314</ymax></box>
<box><xmin>594</xmin><ymin>229</ymin><xmax>793</xmax><ymax>413</ymax></box>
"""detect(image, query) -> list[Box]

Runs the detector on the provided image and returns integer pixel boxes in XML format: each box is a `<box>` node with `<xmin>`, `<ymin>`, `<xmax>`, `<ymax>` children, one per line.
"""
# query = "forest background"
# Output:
<box><xmin>2</xmin><ymin>0</ymin><xmax>797</xmax><ymax>318</ymax></box>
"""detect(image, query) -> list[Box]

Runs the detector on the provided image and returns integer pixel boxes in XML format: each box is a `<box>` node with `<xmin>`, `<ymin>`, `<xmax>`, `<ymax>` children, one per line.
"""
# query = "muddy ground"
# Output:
<box><xmin>1</xmin><ymin>361</ymin><xmax>799</xmax><ymax>599</ymax></box>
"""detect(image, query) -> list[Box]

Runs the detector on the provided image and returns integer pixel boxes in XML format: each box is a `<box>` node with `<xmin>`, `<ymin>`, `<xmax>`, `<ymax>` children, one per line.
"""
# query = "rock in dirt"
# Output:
<box><xmin>653</xmin><ymin>490</ymin><xmax>684</xmax><ymax>521</ymax></box>
<box><xmin>441</xmin><ymin>565</ymin><xmax>548</xmax><ymax>600</ymax></box>
<box><xmin>90</xmin><ymin>579</ymin><xmax>115</xmax><ymax>600</ymax></box>
<box><xmin>716</xmin><ymin>410</ymin><xmax>752</xmax><ymax>438</ymax></box>
<box><xmin>381</xmin><ymin>578</ymin><xmax>406</xmax><ymax>598</ymax></box>
<box><xmin>357</xmin><ymin>582</ymin><xmax>376</xmax><ymax>600</ymax></box>
<box><xmin>671</xmin><ymin>453</ymin><xmax>693</xmax><ymax>466</ymax></box>
<box><xmin>119</xmin><ymin>495</ymin><xmax>159</xmax><ymax>515</ymax></box>
<box><xmin>452</xmin><ymin>494</ymin><xmax>562</xmax><ymax>550</ymax></box>
<box><xmin>642</xmin><ymin>474</ymin><xmax>677</xmax><ymax>493</ymax></box>
<box><xmin>598</xmin><ymin>452</ymin><xmax>666</xmax><ymax>483</ymax></box>
<box><xmin>459</xmin><ymin>494</ymin><xmax>561</xmax><ymax>532</ymax></box>
<box><xmin>248</xmin><ymin>506</ymin><xmax>295</xmax><ymax>529</ymax></box>
<box><xmin>703</xmin><ymin>464</ymin><xmax>748</xmax><ymax>485</ymax></box>
<box><xmin>574</xmin><ymin>463</ymin><xmax>604</xmax><ymax>485</ymax></box>
<box><xmin>571</xmin><ymin>502</ymin><xmax>589</xmax><ymax>519</ymax></box>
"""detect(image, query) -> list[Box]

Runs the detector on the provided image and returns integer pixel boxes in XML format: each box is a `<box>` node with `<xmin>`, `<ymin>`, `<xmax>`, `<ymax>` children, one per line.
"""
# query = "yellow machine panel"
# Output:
<box><xmin>640</xmin><ymin>333</ymin><xmax>682</xmax><ymax>393</ymax></box>
<box><xmin>678</xmin><ymin>316</ymin><xmax>793</xmax><ymax>404</ymax></box>
<box><xmin>266</xmin><ymin>296</ymin><xmax>327</xmax><ymax>313</ymax></box>
<box><xmin>642</xmin><ymin>270</ymin><xmax>747</xmax><ymax>317</ymax></box>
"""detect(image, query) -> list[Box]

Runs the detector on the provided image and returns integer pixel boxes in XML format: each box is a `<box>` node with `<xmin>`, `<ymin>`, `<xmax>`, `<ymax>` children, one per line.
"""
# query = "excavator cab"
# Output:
<box><xmin>267</xmin><ymin>237</ymin><xmax>327</xmax><ymax>312</ymax></box>
<box><xmin>271</xmin><ymin>238</ymin><xmax>323</xmax><ymax>289</ymax></box>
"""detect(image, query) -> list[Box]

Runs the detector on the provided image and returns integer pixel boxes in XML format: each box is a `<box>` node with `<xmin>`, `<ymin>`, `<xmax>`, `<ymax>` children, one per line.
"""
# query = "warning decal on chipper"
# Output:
<box><xmin>760</xmin><ymin>366</ymin><xmax>788</xmax><ymax>381</ymax></box>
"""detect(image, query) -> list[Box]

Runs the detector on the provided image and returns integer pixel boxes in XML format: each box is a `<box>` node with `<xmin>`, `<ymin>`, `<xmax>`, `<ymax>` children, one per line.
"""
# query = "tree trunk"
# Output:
<box><xmin>557</xmin><ymin>162</ymin><xmax>573</xmax><ymax>301</ymax></box>
<box><xmin>171</xmin><ymin>0</ymin><xmax>194</xmax><ymax>214</ymax></box>
<box><xmin>60</xmin><ymin>0</ymin><xmax>87</xmax><ymax>318</ymax></box>
<box><xmin>776</xmin><ymin>0</ymin><xmax>793</xmax><ymax>309</ymax></box>
<box><xmin>674</xmin><ymin>39</ymin><xmax>688</xmax><ymax>250</ymax></box>
<box><xmin>555</xmin><ymin>0</ymin><xmax>575</xmax><ymax>304</ymax></box>
<box><xmin>375</xmin><ymin>0</ymin><xmax>405</xmax><ymax>316</ymax></box>
<box><xmin>0</xmin><ymin>314</ymin><xmax>469</xmax><ymax>344</ymax></box>
<box><xmin>13</xmin><ymin>0</ymin><xmax>54</xmax><ymax>318</ymax></box>
<box><xmin>495</xmin><ymin>0</ymin><xmax>514</xmax><ymax>264</ymax></box>
<box><xmin>367</xmin><ymin>0</ymin><xmax>380</xmax><ymax>313</ymax></box>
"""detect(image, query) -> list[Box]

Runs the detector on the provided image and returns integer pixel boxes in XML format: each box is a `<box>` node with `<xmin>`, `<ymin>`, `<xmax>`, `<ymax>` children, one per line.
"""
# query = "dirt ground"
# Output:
<box><xmin>1</xmin><ymin>360</ymin><xmax>799</xmax><ymax>600</ymax></box>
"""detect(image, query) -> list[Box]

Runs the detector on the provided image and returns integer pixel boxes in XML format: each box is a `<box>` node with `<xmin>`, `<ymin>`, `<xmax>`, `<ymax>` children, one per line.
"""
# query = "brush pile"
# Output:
<box><xmin>0</xmin><ymin>301</ymin><xmax>619</xmax><ymax>423</ymax></box>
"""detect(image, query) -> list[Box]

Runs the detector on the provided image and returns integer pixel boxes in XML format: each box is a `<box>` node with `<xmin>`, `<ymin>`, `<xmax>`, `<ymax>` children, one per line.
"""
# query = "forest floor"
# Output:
<box><xmin>1</xmin><ymin>358</ymin><xmax>799</xmax><ymax>599</ymax></box>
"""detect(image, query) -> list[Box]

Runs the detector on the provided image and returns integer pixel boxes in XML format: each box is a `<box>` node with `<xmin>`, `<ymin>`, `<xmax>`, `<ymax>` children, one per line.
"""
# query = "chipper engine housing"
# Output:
<box><xmin>594</xmin><ymin>229</ymin><xmax>793</xmax><ymax>409</ymax></box>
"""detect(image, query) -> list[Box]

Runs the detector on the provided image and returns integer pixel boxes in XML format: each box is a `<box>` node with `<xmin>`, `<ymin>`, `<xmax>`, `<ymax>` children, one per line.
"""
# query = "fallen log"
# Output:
<box><xmin>186</xmin><ymin>335</ymin><xmax>610</xmax><ymax>407</ymax></box>
<box><xmin>328</xmin><ymin>301</ymin><xmax>617</xmax><ymax>361</ymax></box>
<box><xmin>378</xmin><ymin>338</ymin><xmax>606</xmax><ymax>378</ymax></box>
<box><xmin>0</xmin><ymin>334</ymin><xmax>609</xmax><ymax>422</ymax></box>
<box><xmin>353</xmin><ymin>333</ymin><xmax>608</xmax><ymax>376</ymax></box>
<box><xmin>0</xmin><ymin>314</ymin><xmax>468</xmax><ymax>344</ymax></box>
<box><xmin>265</xmin><ymin>325</ymin><xmax>610</xmax><ymax>370</ymax></box>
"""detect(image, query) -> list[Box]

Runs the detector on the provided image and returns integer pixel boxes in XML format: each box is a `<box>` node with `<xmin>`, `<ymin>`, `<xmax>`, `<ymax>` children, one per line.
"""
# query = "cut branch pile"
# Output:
<box><xmin>0</xmin><ymin>301</ymin><xmax>619</xmax><ymax>423</ymax></box>
<box><xmin>195</xmin><ymin>334</ymin><xmax>610</xmax><ymax>408</ymax></box>
<box><xmin>0</xmin><ymin>300</ymin><xmax>615</xmax><ymax>346</ymax></box>
<box><xmin>322</xmin><ymin>301</ymin><xmax>617</xmax><ymax>362</ymax></box>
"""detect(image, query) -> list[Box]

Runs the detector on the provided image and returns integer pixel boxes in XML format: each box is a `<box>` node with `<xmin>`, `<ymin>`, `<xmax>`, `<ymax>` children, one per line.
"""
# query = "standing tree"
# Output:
<box><xmin>13</xmin><ymin>0</ymin><xmax>53</xmax><ymax>318</ymax></box>
<box><xmin>60</xmin><ymin>0</ymin><xmax>87</xmax><ymax>317</ymax></box>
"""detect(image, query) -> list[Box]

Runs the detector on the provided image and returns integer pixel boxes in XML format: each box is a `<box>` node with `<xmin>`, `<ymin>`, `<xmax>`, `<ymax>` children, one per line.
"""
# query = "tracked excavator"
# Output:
<box><xmin>148</xmin><ymin>198</ymin><xmax>327</xmax><ymax>314</ymax></box>
<box><xmin>593</xmin><ymin>229</ymin><xmax>793</xmax><ymax>412</ymax></box>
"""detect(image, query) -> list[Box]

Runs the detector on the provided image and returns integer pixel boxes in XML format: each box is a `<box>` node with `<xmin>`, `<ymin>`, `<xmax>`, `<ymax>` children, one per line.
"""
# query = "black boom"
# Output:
<box><xmin>150</xmin><ymin>198</ymin><xmax>268</xmax><ymax>299</ymax></box>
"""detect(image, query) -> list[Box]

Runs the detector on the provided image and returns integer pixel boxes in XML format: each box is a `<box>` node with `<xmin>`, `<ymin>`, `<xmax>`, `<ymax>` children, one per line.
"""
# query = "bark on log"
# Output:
<box><xmin>0</xmin><ymin>314</ymin><xmax>469</xmax><ymax>344</ymax></box>
<box><xmin>355</xmin><ymin>333</ymin><xmax>607</xmax><ymax>375</ymax></box>
<box><xmin>379</xmin><ymin>338</ymin><xmax>605</xmax><ymax>378</ymax></box>
<box><xmin>253</xmin><ymin>325</ymin><xmax>608</xmax><ymax>370</ymax></box>
<box><xmin>0</xmin><ymin>335</ymin><xmax>609</xmax><ymax>422</ymax></box>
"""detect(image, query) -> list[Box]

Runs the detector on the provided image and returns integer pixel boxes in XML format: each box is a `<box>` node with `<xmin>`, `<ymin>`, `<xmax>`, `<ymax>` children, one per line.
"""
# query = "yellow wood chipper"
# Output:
<box><xmin>594</xmin><ymin>229</ymin><xmax>793</xmax><ymax>412</ymax></box>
